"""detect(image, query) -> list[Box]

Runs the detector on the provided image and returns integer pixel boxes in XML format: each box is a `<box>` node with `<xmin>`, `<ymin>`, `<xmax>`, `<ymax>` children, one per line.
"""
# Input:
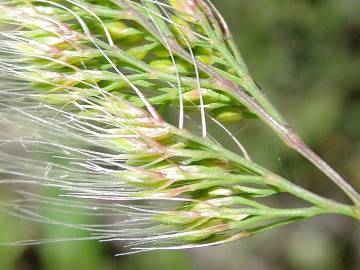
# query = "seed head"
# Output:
<box><xmin>0</xmin><ymin>0</ymin><xmax>335</xmax><ymax>254</ymax></box>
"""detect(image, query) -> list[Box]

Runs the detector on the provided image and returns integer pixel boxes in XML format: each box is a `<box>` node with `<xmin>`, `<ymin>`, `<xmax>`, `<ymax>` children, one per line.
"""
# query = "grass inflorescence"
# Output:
<box><xmin>0</xmin><ymin>0</ymin><xmax>359</xmax><ymax>254</ymax></box>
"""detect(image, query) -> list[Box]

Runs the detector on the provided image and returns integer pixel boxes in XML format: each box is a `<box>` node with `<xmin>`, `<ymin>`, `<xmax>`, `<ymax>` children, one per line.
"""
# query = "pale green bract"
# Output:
<box><xmin>0</xmin><ymin>0</ymin><xmax>359</xmax><ymax>254</ymax></box>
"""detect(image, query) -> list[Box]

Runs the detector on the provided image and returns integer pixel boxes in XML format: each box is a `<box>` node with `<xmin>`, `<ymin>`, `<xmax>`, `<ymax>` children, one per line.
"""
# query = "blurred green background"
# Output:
<box><xmin>1</xmin><ymin>0</ymin><xmax>360</xmax><ymax>269</ymax></box>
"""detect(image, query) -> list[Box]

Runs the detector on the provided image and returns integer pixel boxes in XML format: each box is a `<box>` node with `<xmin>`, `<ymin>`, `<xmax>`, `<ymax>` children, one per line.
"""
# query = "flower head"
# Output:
<box><xmin>1</xmin><ymin>0</ymin><xmax>357</xmax><ymax>254</ymax></box>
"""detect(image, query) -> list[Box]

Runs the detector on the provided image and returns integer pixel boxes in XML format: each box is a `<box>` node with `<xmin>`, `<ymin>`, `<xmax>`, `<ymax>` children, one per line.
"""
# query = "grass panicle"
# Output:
<box><xmin>0</xmin><ymin>0</ymin><xmax>359</xmax><ymax>254</ymax></box>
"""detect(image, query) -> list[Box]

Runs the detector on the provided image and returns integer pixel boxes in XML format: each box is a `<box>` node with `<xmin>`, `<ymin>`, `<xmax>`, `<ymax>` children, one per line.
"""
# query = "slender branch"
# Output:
<box><xmin>284</xmin><ymin>129</ymin><xmax>360</xmax><ymax>207</ymax></box>
<box><xmin>175</xmin><ymin>127</ymin><xmax>360</xmax><ymax>220</ymax></box>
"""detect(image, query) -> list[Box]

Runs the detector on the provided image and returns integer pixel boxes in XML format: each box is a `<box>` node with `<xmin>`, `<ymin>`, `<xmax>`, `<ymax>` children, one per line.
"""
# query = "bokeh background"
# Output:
<box><xmin>1</xmin><ymin>0</ymin><xmax>360</xmax><ymax>269</ymax></box>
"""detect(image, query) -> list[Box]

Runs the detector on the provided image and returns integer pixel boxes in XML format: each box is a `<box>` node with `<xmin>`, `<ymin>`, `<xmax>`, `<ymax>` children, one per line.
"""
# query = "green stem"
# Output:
<box><xmin>265</xmin><ymin>174</ymin><xmax>359</xmax><ymax>219</ymax></box>
<box><xmin>226</xmin><ymin>207</ymin><xmax>324</xmax><ymax>219</ymax></box>
<box><xmin>174</xmin><ymin>128</ymin><xmax>360</xmax><ymax>220</ymax></box>
<box><xmin>240</xmin><ymin>217</ymin><xmax>304</xmax><ymax>237</ymax></box>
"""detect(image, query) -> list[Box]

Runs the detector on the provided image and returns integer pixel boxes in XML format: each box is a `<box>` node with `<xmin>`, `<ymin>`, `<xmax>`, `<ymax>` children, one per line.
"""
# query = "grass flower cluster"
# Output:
<box><xmin>0</xmin><ymin>0</ymin><xmax>359</xmax><ymax>254</ymax></box>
